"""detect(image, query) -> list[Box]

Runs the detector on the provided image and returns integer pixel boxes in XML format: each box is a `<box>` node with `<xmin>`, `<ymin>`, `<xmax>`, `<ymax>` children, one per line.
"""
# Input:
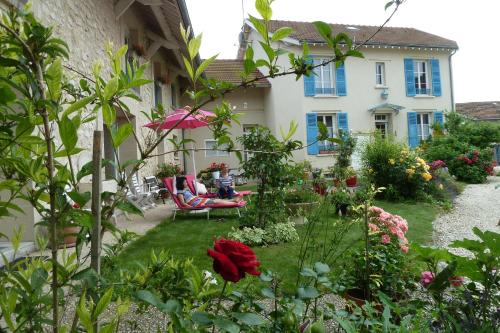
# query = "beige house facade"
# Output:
<box><xmin>0</xmin><ymin>0</ymin><xmax>192</xmax><ymax>242</ymax></box>
<box><xmin>186</xmin><ymin>20</ymin><xmax>458</xmax><ymax>172</ymax></box>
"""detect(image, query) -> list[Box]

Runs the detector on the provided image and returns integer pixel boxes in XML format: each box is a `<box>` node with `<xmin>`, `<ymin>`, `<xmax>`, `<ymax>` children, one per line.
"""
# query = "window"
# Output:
<box><xmin>417</xmin><ymin>113</ymin><xmax>431</xmax><ymax>141</ymax></box>
<box><xmin>375</xmin><ymin>62</ymin><xmax>386</xmax><ymax>86</ymax></box>
<box><xmin>171</xmin><ymin>84</ymin><xmax>177</xmax><ymax>108</ymax></box>
<box><xmin>154</xmin><ymin>80</ymin><xmax>162</xmax><ymax>107</ymax></box>
<box><xmin>124</xmin><ymin>34</ymin><xmax>140</xmax><ymax>95</ymax></box>
<box><xmin>313</xmin><ymin>58</ymin><xmax>335</xmax><ymax>95</ymax></box>
<box><xmin>374</xmin><ymin>114</ymin><xmax>390</xmax><ymax>138</ymax></box>
<box><xmin>414</xmin><ymin>60</ymin><xmax>430</xmax><ymax>95</ymax></box>
<box><xmin>205</xmin><ymin>140</ymin><xmax>230</xmax><ymax>157</ymax></box>
<box><xmin>316</xmin><ymin>114</ymin><xmax>337</xmax><ymax>153</ymax></box>
<box><xmin>242</xmin><ymin>125</ymin><xmax>256</xmax><ymax>161</ymax></box>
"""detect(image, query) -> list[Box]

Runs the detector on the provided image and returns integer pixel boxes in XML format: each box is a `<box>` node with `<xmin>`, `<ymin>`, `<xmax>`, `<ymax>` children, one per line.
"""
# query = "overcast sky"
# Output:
<box><xmin>185</xmin><ymin>0</ymin><xmax>499</xmax><ymax>103</ymax></box>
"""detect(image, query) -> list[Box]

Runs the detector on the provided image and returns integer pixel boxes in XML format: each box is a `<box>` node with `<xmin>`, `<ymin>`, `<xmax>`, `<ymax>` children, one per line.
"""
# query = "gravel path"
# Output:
<box><xmin>433</xmin><ymin>175</ymin><xmax>500</xmax><ymax>255</ymax></box>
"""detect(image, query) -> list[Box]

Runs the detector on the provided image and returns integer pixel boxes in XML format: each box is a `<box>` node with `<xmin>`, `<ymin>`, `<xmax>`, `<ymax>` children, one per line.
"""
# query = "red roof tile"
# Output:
<box><xmin>456</xmin><ymin>102</ymin><xmax>500</xmax><ymax>121</ymax></box>
<box><xmin>204</xmin><ymin>59</ymin><xmax>271</xmax><ymax>88</ymax></box>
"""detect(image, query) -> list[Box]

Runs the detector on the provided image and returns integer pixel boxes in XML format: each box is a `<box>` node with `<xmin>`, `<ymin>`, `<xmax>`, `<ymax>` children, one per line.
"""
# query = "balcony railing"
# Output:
<box><xmin>318</xmin><ymin>142</ymin><xmax>338</xmax><ymax>154</ymax></box>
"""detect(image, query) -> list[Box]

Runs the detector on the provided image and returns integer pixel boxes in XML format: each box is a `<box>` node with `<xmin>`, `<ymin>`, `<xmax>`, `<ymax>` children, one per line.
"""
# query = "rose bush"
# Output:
<box><xmin>451</xmin><ymin>149</ymin><xmax>495</xmax><ymax>183</ymax></box>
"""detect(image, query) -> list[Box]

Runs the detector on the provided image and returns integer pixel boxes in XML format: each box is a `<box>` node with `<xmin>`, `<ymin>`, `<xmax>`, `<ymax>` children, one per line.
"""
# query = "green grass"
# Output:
<box><xmin>109</xmin><ymin>200</ymin><xmax>439</xmax><ymax>288</ymax></box>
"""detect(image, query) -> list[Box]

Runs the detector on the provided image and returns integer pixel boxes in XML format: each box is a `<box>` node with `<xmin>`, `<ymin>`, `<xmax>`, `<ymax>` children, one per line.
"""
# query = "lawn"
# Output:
<box><xmin>108</xmin><ymin>199</ymin><xmax>439</xmax><ymax>289</ymax></box>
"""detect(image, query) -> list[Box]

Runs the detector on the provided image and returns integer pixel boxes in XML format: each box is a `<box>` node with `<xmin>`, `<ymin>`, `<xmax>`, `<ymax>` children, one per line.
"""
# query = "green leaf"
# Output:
<box><xmin>117</xmin><ymin>201</ymin><xmax>143</xmax><ymax>217</ymax></box>
<box><xmin>63</xmin><ymin>94</ymin><xmax>95</xmax><ymax>117</ymax></box>
<box><xmin>30</xmin><ymin>268</ymin><xmax>48</xmax><ymax>291</ymax></box>
<box><xmin>385</xmin><ymin>1</ymin><xmax>395</xmax><ymax>11</ymax></box>
<box><xmin>314</xmin><ymin>262</ymin><xmax>330</xmax><ymax>274</ymax></box>
<box><xmin>248</xmin><ymin>15</ymin><xmax>267</xmax><ymax>40</ymax></box>
<box><xmin>271</xmin><ymin>27</ymin><xmax>293</xmax><ymax>42</ymax></box>
<box><xmin>297</xmin><ymin>286</ymin><xmax>319</xmax><ymax>299</ymax></box>
<box><xmin>245</xmin><ymin>45</ymin><xmax>254</xmax><ymax>61</ymax></box>
<box><xmin>0</xmin><ymin>84</ymin><xmax>16</xmax><ymax>105</ymax></box>
<box><xmin>192</xmin><ymin>312</ymin><xmax>213</xmax><ymax>326</ymax></box>
<box><xmin>259</xmin><ymin>41</ymin><xmax>275</xmax><ymax>62</ymax></box>
<box><xmin>102</xmin><ymin>102</ymin><xmax>116</xmax><ymax>126</ymax></box>
<box><xmin>111</xmin><ymin>123</ymin><xmax>133</xmax><ymax>148</ymax></box>
<box><xmin>300</xmin><ymin>267</ymin><xmax>317</xmax><ymax>278</ymax></box>
<box><xmin>243</xmin><ymin>59</ymin><xmax>256</xmax><ymax>76</ymax></box>
<box><xmin>67</xmin><ymin>190</ymin><xmax>91</xmax><ymax>207</ymax></box>
<box><xmin>195</xmin><ymin>54</ymin><xmax>218</xmax><ymax>82</ymax></box>
<box><xmin>103</xmin><ymin>77</ymin><xmax>119</xmax><ymax>101</ymax></box>
<box><xmin>46</xmin><ymin>58</ymin><xmax>62</xmax><ymax>101</ymax></box>
<box><xmin>94</xmin><ymin>288</ymin><xmax>113</xmax><ymax>318</ymax></box>
<box><xmin>76</xmin><ymin>292</ymin><xmax>92</xmax><ymax>332</ymax></box>
<box><xmin>255</xmin><ymin>0</ymin><xmax>272</xmax><ymax>21</ymax></box>
<box><xmin>313</xmin><ymin>21</ymin><xmax>333</xmax><ymax>43</ymax></box>
<box><xmin>261</xmin><ymin>287</ymin><xmax>275</xmax><ymax>299</ymax></box>
<box><xmin>188</xmin><ymin>33</ymin><xmax>203</xmax><ymax>60</ymax></box>
<box><xmin>182</xmin><ymin>55</ymin><xmax>194</xmax><ymax>80</ymax></box>
<box><xmin>233</xmin><ymin>313</ymin><xmax>265</xmax><ymax>326</ymax></box>
<box><xmin>59</xmin><ymin>116</ymin><xmax>78</xmax><ymax>153</ymax></box>
<box><xmin>214</xmin><ymin>317</ymin><xmax>240</xmax><ymax>333</ymax></box>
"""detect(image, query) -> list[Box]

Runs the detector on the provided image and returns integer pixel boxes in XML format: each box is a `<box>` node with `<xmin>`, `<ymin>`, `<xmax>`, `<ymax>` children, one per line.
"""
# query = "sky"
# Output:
<box><xmin>185</xmin><ymin>0</ymin><xmax>500</xmax><ymax>103</ymax></box>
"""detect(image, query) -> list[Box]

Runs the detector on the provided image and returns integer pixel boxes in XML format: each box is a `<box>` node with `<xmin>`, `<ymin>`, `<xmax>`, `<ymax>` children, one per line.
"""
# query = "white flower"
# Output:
<box><xmin>203</xmin><ymin>270</ymin><xmax>218</xmax><ymax>285</ymax></box>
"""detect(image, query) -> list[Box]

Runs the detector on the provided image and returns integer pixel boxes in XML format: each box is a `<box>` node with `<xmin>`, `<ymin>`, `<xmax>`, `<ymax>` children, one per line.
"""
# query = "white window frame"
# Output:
<box><xmin>242</xmin><ymin>125</ymin><xmax>256</xmax><ymax>162</ymax></box>
<box><xmin>316</xmin><ymin>113</ymin><xmax>338</xmax><ymax>153</ymax></box>
<box><xmin>374</xmin><ymin>114</ymin><xmax>390</xmax><ymax>138</ymax></box>
<box><xmin>416</xmin><ymin>113</ymin><xmax>431</xmax><ymax>141</ymax></box>
<box><xmin>204</xmin><ymin>139</ymin><xmax>230</xmax><ymax>157</ymax></box>
<box><xmin>414</xmin><ymin>60</ymin><xmax>431</xmax><ymax>95</ymax></box>
<box><xmin>375</xmin><ymin>62</ymin><xmax>386</xmax><ymax>86</ymax></box>
<box><xmin>313</xmin><ymin>58</ymin><xmax>335</xmax><ymax>95</ymax></box>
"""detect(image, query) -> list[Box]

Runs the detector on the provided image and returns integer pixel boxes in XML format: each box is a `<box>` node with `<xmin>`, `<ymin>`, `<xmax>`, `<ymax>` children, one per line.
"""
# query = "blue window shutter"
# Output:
<box><xmin>431</xmin><ymin>59</ymin><xmax>442</xmax><ymax>96</ymax></box>
<box><xmin>303</xmin><ymin>57</ymin><xmax>315</xmax><ymax>96</ymax></box>
<box><xmin>434</xmin><ymin>111</ymin><xmax>444</xmax><ymax>127</ymax></box>
<box><xmin>337</xmin><ymin>112</ymin><xmax>349</xmax><ymax>136</ymax></box>
<box><xmin>407</xmin><ymin>112</ymin><xmax>419</xmax><ymax>148</ymax></box>
<box><xmin>306</xmin><ymin>113</ymin><xmax>318</xmax><ymax>155</ymax></box>
<box><xmin>404</xmin><ymin>58</ymin><xmax>416</xmax><ymax>97</ymax></box>
<box><xmin>336</xmin><ymin>62</ymin><xmax>347</xmax><ymax>96</ymax></box>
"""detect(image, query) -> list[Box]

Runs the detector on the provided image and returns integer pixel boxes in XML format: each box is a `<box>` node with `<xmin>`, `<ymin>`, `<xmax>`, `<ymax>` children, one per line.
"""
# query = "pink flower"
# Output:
<box><xmin>379</xmin><ymin>212</ymin><xmax>392</xmax><ymax>221</ymax></box>
<box><xmin>388</xmin><ymin>225</ymin><xmax>399</xmax><ymax>236</ymax></box>
<box><xmin>448</xmin><ymin>276</ymin><xmax>464</xmax><ymax>287</ymax></box>
<box><xmin>396</xmin><ymin>229</ymin><xmax>405</xmax><ymax>240</ymax></box>
<box><xmin>381</xmin><ymin>234</ymin><xmax>391</xmax><ymax>244</ymax></box>
<box><xmin>368</xmin><ymin>223</ymin><xmax>379</xmax><ymax>232</ymax></box>
<box><xmin>369</xmin><ymin>206</ymin><xmax>384</xmax><ymax>215</ymax></box>
<box><xmin>400</xmin><ymin>245</ymin><xmax>409</xmax><ymax>253</ymax></box>
<box><xmin>420</xmin><ymin>271</ymin><xmax>435</xmax><ymax>288</ymax></box>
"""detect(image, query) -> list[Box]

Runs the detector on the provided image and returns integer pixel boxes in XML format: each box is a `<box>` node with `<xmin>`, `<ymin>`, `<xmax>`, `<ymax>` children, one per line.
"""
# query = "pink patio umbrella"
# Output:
<box><xmin>144</xmin><ymin>107</ymin><xmax>216</xmax><ymax>193</ymax></box>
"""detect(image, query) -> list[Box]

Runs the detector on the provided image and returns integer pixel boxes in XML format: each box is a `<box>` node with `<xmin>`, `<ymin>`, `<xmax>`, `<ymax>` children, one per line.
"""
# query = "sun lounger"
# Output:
<box><xmin>184</xmin><ymin>175</ymin><xmax>252</xmax><ymax>199</ymax></box>
<box><xmin>163</xmin><ymin>177</ymin><xmax>247</xmax><ymax>220</ymax></box>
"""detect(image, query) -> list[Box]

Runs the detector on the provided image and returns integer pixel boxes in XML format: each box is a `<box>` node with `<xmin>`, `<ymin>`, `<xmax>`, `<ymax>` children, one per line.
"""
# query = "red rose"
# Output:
<box><xmin>207</xmin><ymin>238</ymin><xmax>261</xmax><ymax>282</ymax></box>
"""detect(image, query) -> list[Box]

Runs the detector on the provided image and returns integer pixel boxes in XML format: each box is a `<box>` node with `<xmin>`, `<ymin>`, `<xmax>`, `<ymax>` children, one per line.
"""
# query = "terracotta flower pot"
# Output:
<box><xmin>344</xmin><ymin>289</ymin><xmax>383</xmax><ymax>312</ymax></box>
<box><xmin>346</xmin><ymin>176</ymin><xmax>357</xmax><ymax>187</ymax></box>
<box><xmin>50</xmin><ymin>225</ymin><xmax>81</xmax><ymax>249</ymax></box>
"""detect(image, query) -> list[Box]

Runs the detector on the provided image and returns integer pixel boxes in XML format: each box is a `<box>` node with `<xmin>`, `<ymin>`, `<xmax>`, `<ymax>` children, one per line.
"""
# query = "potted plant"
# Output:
<box><xmin>341</xmin><ymin>204</ymin><xmax>411</xmax><ymax>308</ymax></box>
<box><xmin>156</xmin><ymin>162</ymin><xmax>182</xmax><ymax>180</ymax></box>
<box><xmin>284</xmin><ymin>188</ymin><xmax>320</xmax><ymax>224</ymax></box>
<box><xmin>208</xmin><ymin>162</ymin><xmax>227</xmax><ymax>180</ymax></box>
<box><xmin>329</xmin><ymin>185</ymin><xmax>352</xmax><ymax>216</ymax></box>
<box><xmin>312</xmin><ymin>177</ymin><xmax>328</xmax><ymax>196</ymax></box>
<box><xmin>345</xmin><ymin>167</ymin><xmax>357</xmax><ymax>187</ymax></box>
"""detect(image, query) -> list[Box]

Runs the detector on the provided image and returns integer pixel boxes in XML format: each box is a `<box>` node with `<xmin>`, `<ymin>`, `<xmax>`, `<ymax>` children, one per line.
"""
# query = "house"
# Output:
<box><xmin>0</xmin><ymin>0</ymin><xmax>193</xmax><ymax>243</ymax></box>
<box><xmin>184</xmin><ymin>20</ymin><xmax>458</xmax><ymax>173</ymax></box>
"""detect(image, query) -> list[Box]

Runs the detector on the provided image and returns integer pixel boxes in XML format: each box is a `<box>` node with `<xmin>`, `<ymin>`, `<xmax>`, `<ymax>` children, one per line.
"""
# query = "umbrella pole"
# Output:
<box><xmin>191</xmin><ymin>144</ymin><xmax>198</xmax><ymax>195</ymax></box>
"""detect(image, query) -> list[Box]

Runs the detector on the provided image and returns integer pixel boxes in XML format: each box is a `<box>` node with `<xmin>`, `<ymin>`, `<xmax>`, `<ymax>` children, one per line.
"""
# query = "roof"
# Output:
<box><xmin>258</xmin><ymin>20</ymin><xmax>458</xmax><ymax>49</ymax></box>
<box><xmin>204</xmin><ymin>60</ymin><xmax>271</xmax><ymax>88</ymax></box>
<box><xmin>368</xmin><ymin>103</ymin><xmax>405</xmax><ymax>114</ymax></box>
<box><xmin>456</xmin><ymin>102</ymin><xmax>500</xmax><ymax>121</ymax></box>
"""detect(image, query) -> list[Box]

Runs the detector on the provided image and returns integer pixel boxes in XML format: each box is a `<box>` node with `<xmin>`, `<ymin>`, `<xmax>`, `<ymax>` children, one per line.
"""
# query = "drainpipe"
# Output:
<box><xmin>448</xmin><ymin>49</ymin><xmax>457</xmax><ymax>111</ymax></box>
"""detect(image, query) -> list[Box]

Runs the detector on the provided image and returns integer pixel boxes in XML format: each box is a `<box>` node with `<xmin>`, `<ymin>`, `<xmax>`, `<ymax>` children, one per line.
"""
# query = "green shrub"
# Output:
<box><xmin>228</xmin><ymin>222</ymin><xmax>299</xmax><ymax>246</ymax></box>
<box><xmin>362</xmin><ymin>135</ymin><xmax>432</xmax><ymax>200</ymax></box>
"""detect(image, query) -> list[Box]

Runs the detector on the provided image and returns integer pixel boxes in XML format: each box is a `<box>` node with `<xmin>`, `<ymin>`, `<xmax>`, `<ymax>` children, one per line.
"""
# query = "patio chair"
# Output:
<box><xmin>127</xmin><ymin>173</ymin><xmax>155</xmax><ymax>211</ymax></box>
<box><xmin>184</xmin><ymin>175</ymin><xmax>253</xmax><ymax>200</ymax></box>
<box><xmin>144</xmin><ymin>176</ymin><xmax>167</xmax><ymax>204</ymax></box>
<box><xmin>163</xmin><ymin>177</ymin><xmax>247</xmax><ymax>221</ymax></box>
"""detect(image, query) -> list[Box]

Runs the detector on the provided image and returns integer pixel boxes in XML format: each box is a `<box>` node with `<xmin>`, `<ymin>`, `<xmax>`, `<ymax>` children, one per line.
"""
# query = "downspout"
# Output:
<box><xmin>448</xmin><ymin>49</ymin><xmax>457</xmax><ymax>111</ymax></box>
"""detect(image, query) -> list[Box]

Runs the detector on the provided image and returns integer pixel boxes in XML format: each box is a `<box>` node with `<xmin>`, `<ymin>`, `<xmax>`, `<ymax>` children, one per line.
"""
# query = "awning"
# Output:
<box><xmin>368</xmin><ymin>103</ymin><xmax>405</xmax><ymax>115</ymax></box>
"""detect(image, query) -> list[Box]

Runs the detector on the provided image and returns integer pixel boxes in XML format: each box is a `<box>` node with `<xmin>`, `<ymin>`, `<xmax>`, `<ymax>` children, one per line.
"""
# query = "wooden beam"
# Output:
<box><xmin>137</xmin><ymin>0</ymin><xmax>163</xmax><ymax>5</ymax></box>
<box><xmin>114</xmin><ymin>0</ymin><xmax>135</xmax><ymax>19</ymax></box>
<box><xmin>146</xmin><ymin>30</ymin><xmax>178</xmax><ymax>50</ymax></box>
<box><xmin>145</xmin><ymin>40</ymin><xmax>162</xmax><ymax>60</ymax></box>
